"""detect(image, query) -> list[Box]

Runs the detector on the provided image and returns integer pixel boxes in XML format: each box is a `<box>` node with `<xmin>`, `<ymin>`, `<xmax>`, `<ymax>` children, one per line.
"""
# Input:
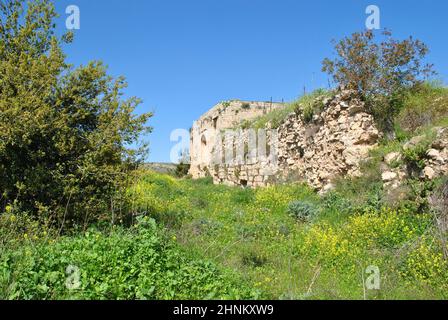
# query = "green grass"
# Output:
<box><xmin>2</xmin><ymin>82</ymin><xmax>448</xmax><ymax>301</ymax></box>
<box><xmin>245</xmin><ymin>106</ymin><xmax>294</xmax><ymax>129</ymax></box>
<box><xmin>130</xmin><ymin>171</ymin><xmax>448</xmax><ymax>300</ymax></box>
<box><xmin>4</xmin><ymin>168</ymin><xmax>445</xmax><ymax>300</ymax></box>
<box><xmin>398</xmin><ymin>81</ymin><xmax>448</xmax><ymax>132</ymax></box>
<box><xmin>239</xmin><ymin>89</ymin><xmax>333</xmax><ymax>130</ymax></box>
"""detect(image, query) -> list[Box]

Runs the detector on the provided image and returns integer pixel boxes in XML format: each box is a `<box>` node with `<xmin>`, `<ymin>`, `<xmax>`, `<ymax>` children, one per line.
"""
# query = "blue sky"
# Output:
<box><xmin>54</xmin><ymin>0</ymin><xmax>448</xmax><ymax>163</ymax></box>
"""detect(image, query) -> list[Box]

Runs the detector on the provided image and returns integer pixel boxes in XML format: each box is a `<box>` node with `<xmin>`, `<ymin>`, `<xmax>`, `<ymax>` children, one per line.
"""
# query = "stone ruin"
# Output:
<box><xmin>189</xmin><ymin>90</ymin><xmax>381</xmax><ymax>191</ymax></box>
<box><xmin>381</xmin><ymin>127</ymin><xmax>448</xmax><ymax>191</ymax></box>
<box><xmin>189</xmin><ymin>99</ymin><xmax>287</xmax><ymax>181</ymax></box>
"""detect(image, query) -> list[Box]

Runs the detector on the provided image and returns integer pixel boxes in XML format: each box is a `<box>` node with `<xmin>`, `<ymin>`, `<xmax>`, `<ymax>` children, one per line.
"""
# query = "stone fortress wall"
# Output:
<box><xmin>189</xmin><ymin>90</ymin><xmax>381</xmax><ymax>191</ymax></box>
<box><xmin>189</xmin><ymin>100</ymin><xmax>287</xmax><ymax>180</ymax></box>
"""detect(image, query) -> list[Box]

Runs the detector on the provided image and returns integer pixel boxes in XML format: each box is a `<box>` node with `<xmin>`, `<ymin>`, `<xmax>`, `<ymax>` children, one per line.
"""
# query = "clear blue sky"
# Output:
<box><xmin>54</xmin><ymin>0</ymin><xmax>448</xmax><ymax>163</ymax></box>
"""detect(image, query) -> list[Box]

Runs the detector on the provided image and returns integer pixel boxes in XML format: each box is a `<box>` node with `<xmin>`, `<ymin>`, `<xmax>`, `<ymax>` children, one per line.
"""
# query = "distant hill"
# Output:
<box><xmin>144</xmin><ymin>162</ymin><xmax>177</xmax><ymax>175</ymax></box>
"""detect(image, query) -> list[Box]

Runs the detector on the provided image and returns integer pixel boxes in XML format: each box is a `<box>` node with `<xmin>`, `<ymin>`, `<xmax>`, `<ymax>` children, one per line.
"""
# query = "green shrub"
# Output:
<box><xmin>402</xmin><ymin>133</ymin><xmax>435</xmax><ymax>172</ymax></box>
<box><xmin>401</xmin><ymin>179</ymin><xmax>436</xmax><ymax>214</ymax></box>
<box><xmin>222</xmin><ymin>101</ymin><xmax>231</xmax><ymax>109</ymax></box>
<box><xmin>175</xmin><ymin>162</ymin><xmax>191</xmax><ymax>178</ymax></box>
<box><xmin>241</xmin><ymin>102</ymin><xmax>251</xmax><ymax>109</ymax></box>
<box><xmin>322</xmin><ymin>192</ymin><xmax>353</xmax><ymax>215</ymax></box>
<box><xmin>240</xmin><ymin>119</ymin><xmax>253</xmax><ymax>130</ymax></box>
<box><xmin>322</xmin><ymin>29</ymin><xmax>435</xmax><ymax>135</ymax></box>
<box><xmin>403</xmin><ymin>144</ymin><xmax>429</xmax><ymax>170</ymax></box>
<box><xmin>287</xmin><ymin>201</ymin><xmax>319</xmax><ymax>222</ymax></box>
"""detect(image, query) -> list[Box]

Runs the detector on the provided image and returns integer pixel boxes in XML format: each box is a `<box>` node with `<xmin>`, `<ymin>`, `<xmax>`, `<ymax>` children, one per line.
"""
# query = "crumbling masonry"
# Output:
<box><xmin>189</xmin><ymin>91</ymin><xmax>381</xmax><ymax>191</ymax></box>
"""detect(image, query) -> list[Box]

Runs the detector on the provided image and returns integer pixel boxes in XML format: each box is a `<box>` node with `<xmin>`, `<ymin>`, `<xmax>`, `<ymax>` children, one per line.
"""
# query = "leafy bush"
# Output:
<box><xmin>241</xmin><ymin>102</ymin><xmax>251</xmax><ymax>110</ymax></box>
<box><xmin>287</xmin><ymin>201</ymin><xmax>319</xmax><ymax>222</ymax></box>
<box><xmin>322</xmin><ymin>29</ymin><xmax>435</xmax><ymax>135</ymax></box>
<box><xmin>397</xmin><ymin>179</ymin><xmax>436</xmax><ymax>214</ymax></box>
<box><xmin>0</xmin><ymin>0</ymin><xmax>151</xmax><ymax>228</ymax></box>
<box><xmin>175</xmin><ymin>162</ymin><xmax>191</xmax><ymax>178</ymax></box>
<box><xmin>175</xmin><ymin>150</ymin><xmax>191</xmax><ymax>178</ymax></box>
<box><xmin>0</xmin><ymin>218</ymin><xmax>261</xmax><ymax>300</ymax></box>
<box><xmin>322</xmin><ymin>192</ymin><xmax>353</xmax><ymax>215</ymax></box>
<box><xmin>402</xmin><ymin>133</ymin><xmax>435</xmax><ymax>172</ymax></box>
<box><xmin>402</xmin><ymin>144</ymin><xmax>429</xmax><ymax>171</ymax></box>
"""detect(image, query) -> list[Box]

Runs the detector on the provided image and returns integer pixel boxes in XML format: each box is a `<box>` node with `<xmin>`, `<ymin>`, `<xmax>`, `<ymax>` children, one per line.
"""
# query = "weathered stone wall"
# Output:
<box><xmin>189</xmin><ymin>100</ymin><xmax>287</xmax><ymax>179</ymax></box>
<box><xmin>190</xmin><ymin>90</ymin><xmax>382</xmax><ymax>191</ymax></box>
<box><xmin>209</xmin><ymin>129</ymin><xmax>279</xmax><ymax>188</ymax></box>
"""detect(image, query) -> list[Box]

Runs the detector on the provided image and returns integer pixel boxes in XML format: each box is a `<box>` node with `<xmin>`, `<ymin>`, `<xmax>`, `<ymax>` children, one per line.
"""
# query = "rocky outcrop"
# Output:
<box><xmin>424</xmin><ymin>128</ymin><xmax>448</xmax><ymax>179</ymax></box>
<box><xmin>381</xmin><ymin>127</ymin><xmax>448</xmax><ymax>190</ymax></box>
<box><xmin>277</xmin><ymin>89</ymin><xmax>380</xmax><ymax>190</ymax></box>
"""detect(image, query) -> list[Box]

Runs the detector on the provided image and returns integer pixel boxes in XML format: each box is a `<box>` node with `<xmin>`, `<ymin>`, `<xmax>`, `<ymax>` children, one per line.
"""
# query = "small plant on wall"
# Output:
<box><xmin>241</xmin><ymin>102</ymin><xmax>251</xmax><ymax>110</ymax></box>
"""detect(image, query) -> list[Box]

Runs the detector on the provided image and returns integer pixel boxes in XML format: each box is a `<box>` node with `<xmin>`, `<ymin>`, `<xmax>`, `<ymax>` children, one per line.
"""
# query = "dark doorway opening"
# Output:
<box><xmin>213</xmin><ymin>117</ymin><xmax>218</xmax><ymax>129</ymax></box>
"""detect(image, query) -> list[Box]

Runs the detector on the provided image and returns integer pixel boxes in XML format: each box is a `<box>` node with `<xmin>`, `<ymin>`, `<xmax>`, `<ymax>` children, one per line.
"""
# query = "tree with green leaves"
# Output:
<box><xmin>322</xmin><ymin>29</ymin><xmax>435</xmax><ymax>136</ymax></box>
<box><xmin>175</xmin><ymin>150</ymin><xmax>191</xmax><ymax>178</ymax></box>
<box><xmin>0</xmin><ymin>0</ymin><xmax>152</xmax><ymax>229</ymax></box>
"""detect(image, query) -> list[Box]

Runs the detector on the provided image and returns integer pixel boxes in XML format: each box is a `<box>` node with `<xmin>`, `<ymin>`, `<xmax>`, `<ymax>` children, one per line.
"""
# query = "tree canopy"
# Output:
<box><xmin>322</xmin><ymin>29</ymin><xmax>435</xmax><ymax>134</ymax></box>
<box><xmin>0</xmin><ymin>0</ymin><xmax>152</xmax><ymax>229</ymax></box>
